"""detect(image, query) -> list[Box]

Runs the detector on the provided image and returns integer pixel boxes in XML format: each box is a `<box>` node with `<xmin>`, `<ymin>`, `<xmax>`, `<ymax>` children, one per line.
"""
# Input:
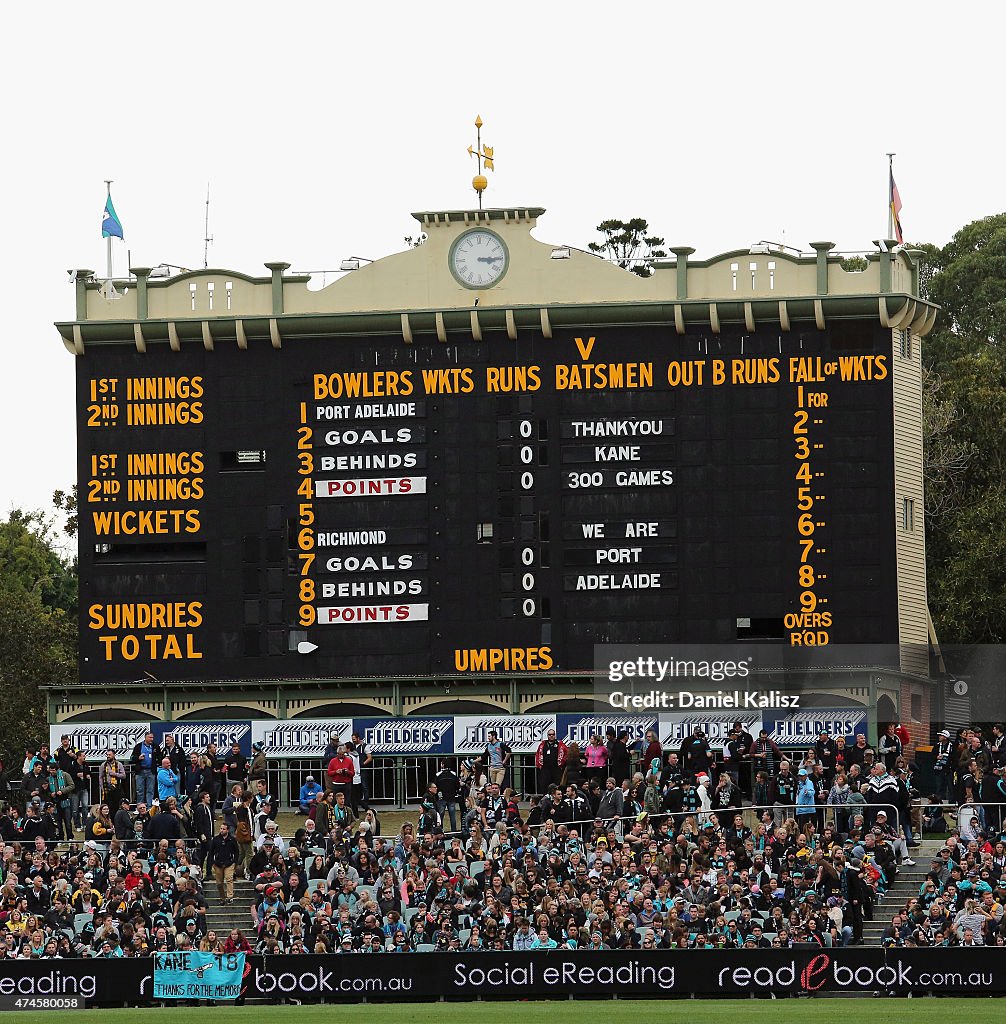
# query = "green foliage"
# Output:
<box><xmin>0</xmin><ymin>508</ymin><xmax>77</xmax><ymax>615</ymax></box>
<box><xmin>909</xmin><ymin>241</ymin><xmax>942</xmax><ymax>302</ymax></box>
<box><xmin>838</xmin><ymin>255</ymin><xmax>868</xmax><ymax>272</ymax></box>
<box><xmin>588</xmin><ymin>218</ymin><xmax>667</xmax><ymax>277</ymax></box>
<box><xmin>53</xmin><ymin>484</ymin><xmax>78</xmax><ymax>538</ymax></box>
<box><xmin>927</xmin><ymin>485</ymin><xmax>1006</xmax><ymax>645</ymax></box>
<box><xmin>922</xmin><ymin>369</ymin><xmax>976</xmax><ymax>520</ymax></box>
<box><xmin>927</xmin><ymin>213</ymin><xmax>1006</xmax><ymax>341</ymax></box>
<box><xmin>0</xmin><ymin>585</ymin><xmax>76</xmax><ymax>765</ymax></box>
<box><xmin>0</xmin><ymin>509</ymin><xmax>78</xmax><ymax>763</ymax></box>
<box><xmin>921</xmin><ymin>214</ymin><xmax>1006</xmax><ymax>643</ymax></box>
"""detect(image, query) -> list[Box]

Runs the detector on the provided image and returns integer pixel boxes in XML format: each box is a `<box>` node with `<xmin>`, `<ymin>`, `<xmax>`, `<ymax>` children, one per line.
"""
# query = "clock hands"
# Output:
<box><xmin>451</xmin><ymin>228</ymin><xmax>506</xmax><ymax>287</ymax></box>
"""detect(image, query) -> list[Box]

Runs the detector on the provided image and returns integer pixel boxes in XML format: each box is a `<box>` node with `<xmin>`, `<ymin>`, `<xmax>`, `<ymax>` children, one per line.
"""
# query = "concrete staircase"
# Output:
<box><xmin>861</xmin><ymin>838</ymin><xmax>938</xmax><ymax>945</ymax></box>
<box><xmin>203</xmin><ymin>876</ymin><xmax>257</xmax><ymax>942</ymax></box>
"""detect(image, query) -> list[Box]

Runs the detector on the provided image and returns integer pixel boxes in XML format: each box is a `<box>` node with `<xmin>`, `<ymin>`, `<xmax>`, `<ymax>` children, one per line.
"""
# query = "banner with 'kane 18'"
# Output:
<box><xmin>152</xmin><ymin>951</ymin><xmax>245</xmax><ymax>1000</ymax></box>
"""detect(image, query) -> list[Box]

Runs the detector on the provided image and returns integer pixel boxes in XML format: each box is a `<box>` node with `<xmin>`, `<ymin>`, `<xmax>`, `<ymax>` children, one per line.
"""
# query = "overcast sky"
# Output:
<box><xmin>3</xmin><ymin>2</ymin><xmax>1002</xmax><ymax>524</ymax></box>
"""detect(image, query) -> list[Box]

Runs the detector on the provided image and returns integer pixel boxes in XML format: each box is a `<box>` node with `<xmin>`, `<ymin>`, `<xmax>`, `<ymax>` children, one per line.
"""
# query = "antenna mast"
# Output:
<box><xmin>203</xmin><ymin>183</ymin><xmax>213</xmax><ymax>269</ymax></box>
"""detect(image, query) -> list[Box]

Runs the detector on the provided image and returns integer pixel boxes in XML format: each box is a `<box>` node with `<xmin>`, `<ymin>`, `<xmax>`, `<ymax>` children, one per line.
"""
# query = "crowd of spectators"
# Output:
<box><xmin>882</xmin><ymin>723</ymin><xmax>1006</xmax><ymax>948</ymax></box>
<box><xmin>1</xmin><ymin>722</ymin><xmax>1005</xmax><ymax>958</ymax></box>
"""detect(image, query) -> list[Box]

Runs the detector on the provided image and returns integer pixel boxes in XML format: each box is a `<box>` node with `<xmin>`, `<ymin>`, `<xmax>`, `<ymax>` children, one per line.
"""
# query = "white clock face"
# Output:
<box><xmin>449</xmin><ymin>229</ymin><xmax>508</xmax><ymax>289</ymax></box>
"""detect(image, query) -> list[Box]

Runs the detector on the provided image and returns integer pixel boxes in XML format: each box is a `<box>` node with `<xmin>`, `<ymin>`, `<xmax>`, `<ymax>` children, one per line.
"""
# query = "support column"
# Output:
<box><xmin>905</xmin><ymin>249</ymin><xmax>924</xmax><ymax>296</ymax></box>
<box><xmin>867</xmin><ymin>672</ymin><xmax>878</xmax><ymax>746</ymax></box>
<box><xmin>809</xmin><ymin>242</ymin><xmax>835</xmax><ymax>295</ymax></box>
<box><xmin>874</xmin><ymin>242</ymin><xmax>897</xmax><ymax>293</ymax></box>
<box><xmin>264</xmin><ymin>261</ymin><xmax>290</xmax><ymax>314</ymax></box>
<box><xmin>74</xmin><ymin>270</ymin><xmax>95</xmax><ymax>320</ymax></box>
<box><xmin>509</xmin><ymin>679</ymin><xmax>523</xmax><ymax>793</ymax></box>
<box><xmin>130</xmin><ymin>267</ymin><xmax>152</xmax><ymax>319</ymax></box>
<box><xmin>670</xmin><ymin>247</ymin><xmax>695</xmax><ymax>300</ymax></box>
<box><xmin>395</xmin><ymin>758</ymin><xmax>406</xmax><ymax>809</ymax></box>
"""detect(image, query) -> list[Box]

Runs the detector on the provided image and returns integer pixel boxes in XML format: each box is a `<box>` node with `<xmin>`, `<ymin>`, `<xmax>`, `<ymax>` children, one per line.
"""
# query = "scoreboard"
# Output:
<box><xmin>76</xmin><ymin>322</ymin><xmax>898</xmax><ymax>684</ymax></box>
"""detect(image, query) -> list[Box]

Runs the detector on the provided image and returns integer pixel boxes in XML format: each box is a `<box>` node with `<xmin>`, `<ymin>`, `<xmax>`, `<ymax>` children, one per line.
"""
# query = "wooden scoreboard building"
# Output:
<box><xmin>52</xmin><ymin>203</ymin><xmax>939</xmax><ymax>782</ymax></box>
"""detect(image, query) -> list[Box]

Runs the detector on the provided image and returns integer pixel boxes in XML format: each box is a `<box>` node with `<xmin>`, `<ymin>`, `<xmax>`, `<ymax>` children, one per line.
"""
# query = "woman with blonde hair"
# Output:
<box><xmin>199</xmin><ymin>930</ymin><xmax>224</xmax><ymax>953</ymax></box>
<box><xmin>360</xmin><ymin>806</ymin><xmax>382</xmax><ymax>836</ymax></box>
<box><xmin>5</xmin><ymin>909</ymin><xmax>26</xmax><ymax>935</ymax></box>
<box><xmin>255</xmin><ymin>914</ymin><xmax>286</xmax><ymax>953</ymax></box>
<box><xmin>27</xmin><ymin>928</ymin><xmax>46</xmax><ymax>958</ymax></box>
<box><xmin>87</xmin><ymin>803</ymin><xmax>114</xmax><ymax>841</ymax></box>
<box><xmin>465</xmin><ymin>823</ymin><xmax>487</xmax><ymax>861</ymax></box>
<box><xmin>0</xmin><ymin>877</ymin><xmax>21</xmax><ymax>911</ymax></box>
<box><xmin>356</xmin><ymin>890</ymin><xmax>379</xmax><ymax>921</ymax></box>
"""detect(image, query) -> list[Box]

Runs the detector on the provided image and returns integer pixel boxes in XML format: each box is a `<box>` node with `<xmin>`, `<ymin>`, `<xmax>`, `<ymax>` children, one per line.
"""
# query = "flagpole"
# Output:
<box><xmin>885</xmin><ymin>154</ymin><xmax>895</xmax><ymax>240</ymax></box>
<box><xmin>105</xmin><ymin>180</ymin><xmax>114</xmax><ymax>285</ymax></box>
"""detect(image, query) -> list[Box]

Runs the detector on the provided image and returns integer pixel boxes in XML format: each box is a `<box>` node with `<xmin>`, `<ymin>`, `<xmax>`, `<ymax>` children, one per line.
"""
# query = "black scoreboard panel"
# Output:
<box><xmin>76</xmin><ymin>323</ymin><xmax>898</xmax><ymax>683</ymax></box>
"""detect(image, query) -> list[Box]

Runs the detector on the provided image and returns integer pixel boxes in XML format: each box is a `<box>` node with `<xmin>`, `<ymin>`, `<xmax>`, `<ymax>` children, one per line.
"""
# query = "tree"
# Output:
<box><xmin>922</xmin><ymin>369</ymin><xmax>976</xmax><ymax>520</ymax></box>
<box><xmin>919</xmin><ymin>215</ymin><xmax>1006</xmax><ymax>643</ymax></box>
<box><xmin>927</xmin><ymin>213</ymin><xmax>1006</xmax><ymax>341</ymax></box>
<box><xmin>0</xmin><ymin>508</ymin><xmax>77</xmax><ymax>615</ymax></box>
<box><xmin>911</xmin><ymin>241</ymin><xmax>942</xmax><ymax>303</ymax></box>
<box><xmin>588</xmin><ymin>218</ymin><xmax>666</xmax><ymax>277</ymax></box>
<box><xmin>0</xmin><ymin>586</ymin><xmax>76</xmax><ymax>767</ymax></box>
<box><xmin>0</xmin><ymin>509</ymin><xmax>78</xmax><ymax>764</ymax></box>
<box><xmin>52</xmin><ymin>484</ymin><xmax>78</xmax><ymax>538</ymax></box>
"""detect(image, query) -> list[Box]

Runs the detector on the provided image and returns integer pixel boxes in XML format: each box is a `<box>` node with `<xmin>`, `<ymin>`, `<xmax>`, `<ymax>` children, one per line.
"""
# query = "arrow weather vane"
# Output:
<box><xmin>467</xmin><ymin>115</ymin><xmax>495</xmax><ymax>210</ymax></box>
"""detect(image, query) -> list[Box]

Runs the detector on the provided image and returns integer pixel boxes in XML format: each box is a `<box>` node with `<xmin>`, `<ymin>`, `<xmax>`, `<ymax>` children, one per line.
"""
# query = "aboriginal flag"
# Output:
<box><xmin>889</xmin><ymin>170</ymin><xmax>903</xmax><ymax>244</ymax></box>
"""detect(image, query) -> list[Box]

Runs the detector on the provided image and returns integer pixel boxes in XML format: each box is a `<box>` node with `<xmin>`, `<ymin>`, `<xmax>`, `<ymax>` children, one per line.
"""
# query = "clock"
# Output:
<box><xmin>448</xmin><ymin>229</ymin><xmax>509</xmax><ymax>289</ymax></box>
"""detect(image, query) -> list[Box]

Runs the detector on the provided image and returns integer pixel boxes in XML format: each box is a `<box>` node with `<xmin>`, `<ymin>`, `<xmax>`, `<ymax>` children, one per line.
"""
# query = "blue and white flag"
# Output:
<box><xmin>153</xmin><ymin>951</ymin><xmax>245</xmax><ymax>1000</ymax></box>
<box><xmin>101</xmin><ymin>193</ymin><xmax>124</xmax><ymax>239</ymax></box>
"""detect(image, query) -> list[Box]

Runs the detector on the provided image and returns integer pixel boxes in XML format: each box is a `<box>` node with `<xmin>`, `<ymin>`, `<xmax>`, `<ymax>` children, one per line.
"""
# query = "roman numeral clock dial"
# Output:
<box><xmin>449</xmin><ymin>229</ymin><xmax>509</xmax><ymax>289</ymax></box>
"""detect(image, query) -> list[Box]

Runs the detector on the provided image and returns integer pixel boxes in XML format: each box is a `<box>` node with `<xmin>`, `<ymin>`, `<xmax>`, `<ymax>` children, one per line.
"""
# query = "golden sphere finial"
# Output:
<box><xmin>468</xmin><ymin>116</ymin><xmax>493</xmax><ymax>209</ymax></box>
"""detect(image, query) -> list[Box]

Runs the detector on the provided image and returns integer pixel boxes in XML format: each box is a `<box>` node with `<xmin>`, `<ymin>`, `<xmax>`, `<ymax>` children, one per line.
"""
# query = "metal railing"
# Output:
<box><xmin>0</xmin><ymin>836</ymin><xmax>203</xmax><ymax>855</ymax></box>
<box><xmin>271</xmin><ymin>756</ymin><xmax>508</xmax><ymax>811</ymax></box>
<box><xmin>361</xmin><ymin>800</ymin><xmax>911</xmax><ymax>847</ymax></box>
<box><xmin>9</xmin><ymin>761</ymin><xmax>948</xmax><ymax>829</ymax></box>
<box><xmin>919</xmin><ymin>800</ymin><xmax>1006</xmax><ymax>835</ymax></box>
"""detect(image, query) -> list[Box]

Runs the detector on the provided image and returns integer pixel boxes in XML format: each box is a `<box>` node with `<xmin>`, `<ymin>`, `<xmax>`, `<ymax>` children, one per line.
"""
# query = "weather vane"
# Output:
<box><xmin>467</xmin><ymin>115</ymin><xmax>495</xmax><ymax>210</ymax></box>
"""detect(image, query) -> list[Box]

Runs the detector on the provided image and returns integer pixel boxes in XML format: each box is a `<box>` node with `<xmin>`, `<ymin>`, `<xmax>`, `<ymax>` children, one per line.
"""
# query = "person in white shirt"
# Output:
<box><xmin>255</xmin><ymin>819</ymin><xmax>287</xmax><ymax>854</ymax></box>
<box><xmin>695</xmin><ymin>774</ymin><xmax>713</xmax><ymax>813</ymax></box>
<box><xmin>958</xmin><ymin>806</ymin><xmax>985</xmax><ymax>843</ymax></box>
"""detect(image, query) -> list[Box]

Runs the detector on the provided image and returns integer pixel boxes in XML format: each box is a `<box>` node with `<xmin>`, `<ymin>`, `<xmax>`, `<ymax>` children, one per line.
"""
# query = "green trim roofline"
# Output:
<box><xmin>56</xmin><ymin>291</ymin><xmax>936</xmax><ymax>353</ymax></box>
